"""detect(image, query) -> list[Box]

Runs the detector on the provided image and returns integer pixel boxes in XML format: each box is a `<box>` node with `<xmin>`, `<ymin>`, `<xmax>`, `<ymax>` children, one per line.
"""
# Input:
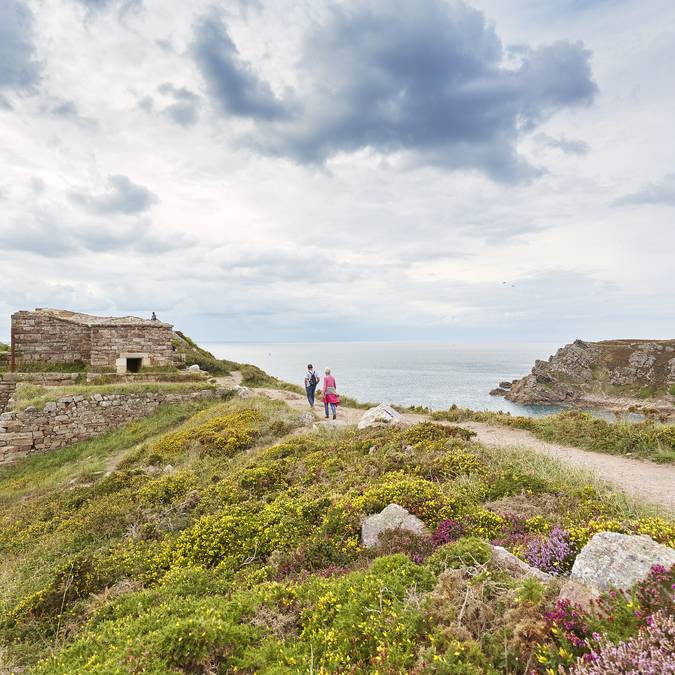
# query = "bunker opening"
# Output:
<box><xmin>126</xmin><ymin>357</ymin><xmax>143</xmax><ymax>373</ymax></box>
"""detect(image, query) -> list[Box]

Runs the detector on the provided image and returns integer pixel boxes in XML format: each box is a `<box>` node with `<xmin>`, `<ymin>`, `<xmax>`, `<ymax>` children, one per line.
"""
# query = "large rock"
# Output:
<box><xmin>357</xmin><ymin>404</ymin><xmax>408</xmax><ymax>430</ymax></box>
<box><xmin>187</xmin><ymin>364</ymin><xmax>201</xmax><ymax>372</ymax></box>
<box><xmin>570</xmin><ymin>532</ymin><xmax>675</xmax><ymax>595</ymax></box>
<box><xmin>503</xmin><ymin>338</ymin><xmax>675</xmax><ymax>407</ymax></box>
<box><xmin>361</xmin><ymin>503</ymin><xmax>427</xmax><ymax>548</ymax></box>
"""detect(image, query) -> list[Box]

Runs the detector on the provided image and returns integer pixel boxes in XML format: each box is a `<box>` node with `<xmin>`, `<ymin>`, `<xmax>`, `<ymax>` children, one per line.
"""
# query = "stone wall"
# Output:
<box><xmin>0</xmin><ymin>388</ymin><xmax>229</xmax><ymax>465</ymax></box>
<box><xmin>0</xmin><ymin>380</ymin><xmax>15</xmax><ymax>415</ymax></box>
<box><xmin>3</xmin><ymin>372</ymin><xmax>82</xmax><ymax>386</ymax></box>
<box><xmin>90</xmin><ymin>324</ymin><xmax>174</xmax><ymax>369</ymax></box>
<box><xmin>12</xmin><ymin>311</ymin><xmax>92</xmax><ymax>365</ymax></box>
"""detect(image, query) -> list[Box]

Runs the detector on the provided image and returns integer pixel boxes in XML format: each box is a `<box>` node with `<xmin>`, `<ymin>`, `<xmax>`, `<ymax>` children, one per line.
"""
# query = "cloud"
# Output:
<box><xmin>0</xmin><ymin>211</ymin><xmax>190</xmax><ymax>257</ymax></box>
<box><xmin>612</xmin><ymin>173</ymin><xmax>675</xmax><ymax>207</ymax></box>
<box><xmin>534</xmin><ymin>132</ymin><xmax>590</xmax><ymax>155</ymax></box>
<box><xmin>193</xmin><ymin>0</ymin><xmax>597</xmax><ymax>182</ymax></box>
<box><xmin>192</xmin><ymin>10</ymin><xmax>287</xmax><ymax>120</ymax></box>
<box><xmin>157</xmin><ymin>83</ymin><xmax>201</xmax><ymax>127</ymax></box>
<box><xmin>74</xmin><ymin>0</ymin><xmax>142</xmax><ymax>14</ymax></box>
<box><xmin>0</xmin><ymin>0</ymin><xmax>40</xmax><ymax>90</ymax></box>
<box><xmin>69</xmin><ymin>175</ymin><xmax>159</xmax><ymax>215</ymax></box>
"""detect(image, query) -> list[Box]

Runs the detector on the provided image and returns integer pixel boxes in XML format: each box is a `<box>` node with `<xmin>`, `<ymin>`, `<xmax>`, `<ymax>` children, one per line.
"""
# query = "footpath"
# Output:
<box><xmin>218</xmin><ymin>373</ymin><xmax>675</xmax><ymax>512</ymax></box>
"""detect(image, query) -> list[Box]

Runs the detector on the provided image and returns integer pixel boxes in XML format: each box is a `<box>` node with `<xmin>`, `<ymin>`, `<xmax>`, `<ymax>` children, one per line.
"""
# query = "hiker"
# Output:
<box><xmin>322</xmin><ymin>368</ymin><xmax>340</xmax><ymax>420</ymax></box>
<box><xmin>304</xmin><ymin>363</ymin><xmax>319</xmax><ymax>408</ymax></box>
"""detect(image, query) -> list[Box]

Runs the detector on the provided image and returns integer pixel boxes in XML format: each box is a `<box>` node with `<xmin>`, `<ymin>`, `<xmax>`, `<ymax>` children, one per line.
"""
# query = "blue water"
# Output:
<box><xmin>208</xmin><ymin>340</ymin><xmax>572</xmax><ymax>417</ymax></box>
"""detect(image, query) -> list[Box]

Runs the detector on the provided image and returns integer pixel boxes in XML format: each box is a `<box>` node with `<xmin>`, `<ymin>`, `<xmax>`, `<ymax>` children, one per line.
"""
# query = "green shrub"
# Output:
<box><xmin>426</xmin><ymin>537</ymin><xmax>492</xmax><ymax>575</ymax></box>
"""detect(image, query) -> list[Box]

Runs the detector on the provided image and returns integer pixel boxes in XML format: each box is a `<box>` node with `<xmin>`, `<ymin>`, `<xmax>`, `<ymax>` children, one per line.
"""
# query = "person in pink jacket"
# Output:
<box><xmin>322</xmin><ymin>368</ymin><xmax>339</xmax><ymax>420</ymax></box>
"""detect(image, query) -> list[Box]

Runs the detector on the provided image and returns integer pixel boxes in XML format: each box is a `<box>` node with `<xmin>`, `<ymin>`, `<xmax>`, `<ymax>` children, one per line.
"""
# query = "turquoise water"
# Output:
<box><xmin>207</xmin><ymin>340</ymin><xmax>571</xmax><ymax>417</ymax></box>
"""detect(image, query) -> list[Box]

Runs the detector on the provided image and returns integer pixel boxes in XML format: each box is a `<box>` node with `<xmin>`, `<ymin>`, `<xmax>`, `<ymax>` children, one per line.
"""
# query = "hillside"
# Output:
<box><xmin>494</xmin><ymin>339</ymin><xmax>675</xmax><ymax>412</ymax></box>
<box><xmin>0</xmin><ymin>390</ymin><xmax>673</xmax><ymax>673</ymax></box>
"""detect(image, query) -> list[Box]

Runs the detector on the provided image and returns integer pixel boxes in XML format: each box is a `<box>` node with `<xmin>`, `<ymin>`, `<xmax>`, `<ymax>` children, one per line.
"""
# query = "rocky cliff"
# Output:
<box><xmin>495</xmin><ymin>339</ymin><xmax>675</xmax><ymax>410</ymax></box>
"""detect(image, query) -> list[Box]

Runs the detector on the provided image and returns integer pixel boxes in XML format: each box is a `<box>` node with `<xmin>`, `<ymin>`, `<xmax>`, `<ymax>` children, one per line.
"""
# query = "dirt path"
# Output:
<box><xmin>459</xmin><ymin>422</ymin><xmax>675</xmax><ymax>511</ymax></box>
<box><xmin>218</xmin><ymin>373</ymin><xmax>675</xmax><ymax>511</ymax></box>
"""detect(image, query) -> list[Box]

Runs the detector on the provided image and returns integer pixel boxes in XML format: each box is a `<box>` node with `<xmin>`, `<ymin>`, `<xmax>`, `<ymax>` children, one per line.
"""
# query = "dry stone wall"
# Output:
<box><xmin>0</xmin><ymin>388</ymin><xmax>229</xmax><ymax>465</ymax></box>
<box><xmin>0</xmin><ymin>381</ymin><xmax>15</xmax><ymax>416</ymax></box>
<box><xmin>12</xmin><ymin>311</ymin><xmax>92</xmax><ymax>364</ymax></box>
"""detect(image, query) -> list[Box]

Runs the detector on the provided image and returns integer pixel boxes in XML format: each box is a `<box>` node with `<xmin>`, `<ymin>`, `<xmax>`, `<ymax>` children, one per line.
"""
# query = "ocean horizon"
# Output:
<box><xmin>208</xmin><ymin>340</ymin><xmax>566</xmax><ymax>416</ymax></box>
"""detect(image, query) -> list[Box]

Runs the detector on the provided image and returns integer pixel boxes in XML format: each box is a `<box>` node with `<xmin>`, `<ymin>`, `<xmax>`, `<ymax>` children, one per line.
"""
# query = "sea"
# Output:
<box><xmin>207</xmin><ymin>340</ymin><xmax>574</xmax><ymax>417</ymax></box>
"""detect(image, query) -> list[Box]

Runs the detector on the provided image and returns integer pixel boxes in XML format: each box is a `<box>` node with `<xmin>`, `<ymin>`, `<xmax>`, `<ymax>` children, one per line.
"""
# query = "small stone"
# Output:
<box><xmin>357</xmin><ymin>404</ymin><xmax>409</xmax><ymax>430</ymax></box>
<box><xmin>361</xmin><ymin>503</ymin><xmax>427</xmax><ymax>548</ymax></box>
<box><xmin>187</xmin><ymin>364</ymin><xmax>201</xmax><ymax>372</ymax></box>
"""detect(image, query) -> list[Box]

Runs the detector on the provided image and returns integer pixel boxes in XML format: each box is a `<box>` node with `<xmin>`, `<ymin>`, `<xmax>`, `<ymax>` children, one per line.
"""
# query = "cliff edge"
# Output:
<box><xmin>495</xmin><ymin>339</ymin><xmax>675</xmax><ymax>411</ymax></box>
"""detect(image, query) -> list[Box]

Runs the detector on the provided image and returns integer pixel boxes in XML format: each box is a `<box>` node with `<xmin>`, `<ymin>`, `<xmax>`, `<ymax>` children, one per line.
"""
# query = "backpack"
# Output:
<box><xmin>308</xmin><ymin>371</ymin><xmax>318</xmax><ymax>387</ymax></box>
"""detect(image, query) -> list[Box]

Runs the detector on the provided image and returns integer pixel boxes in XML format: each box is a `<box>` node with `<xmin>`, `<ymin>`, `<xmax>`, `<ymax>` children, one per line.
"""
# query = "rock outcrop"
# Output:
<box><xmin>500</xmin><ymin>339</ymin><xmax>675</xmax><ymax>410</ymax></box>
<box><xmin>361</xmin><ymin>503</ymin><xmax>427</xmax><ymax>548</ymax></box>
<box><xmin>357</xmin><ymin>404</ymin><xmax>409</xmax><ymax>430</ymax></box>
<box><xmin>569</xmin><ymin>532</ymin><xmax>675</xmax><ymax>595</ymax></box>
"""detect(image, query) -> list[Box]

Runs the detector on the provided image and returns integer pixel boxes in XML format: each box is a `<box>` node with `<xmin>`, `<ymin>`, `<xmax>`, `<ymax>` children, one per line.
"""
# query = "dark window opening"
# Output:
<box><xmin>126</xmin><ymin>357</ymin><xmax>142</xmax><ymax>373</ymax></box>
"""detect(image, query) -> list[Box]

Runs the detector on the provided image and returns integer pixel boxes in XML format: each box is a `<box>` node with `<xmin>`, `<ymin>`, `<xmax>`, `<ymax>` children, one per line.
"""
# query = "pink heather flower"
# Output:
<box><xmin>569</xmin><ymin>611</ymin><xmax>675</xmax><ymax>675</ymax></box>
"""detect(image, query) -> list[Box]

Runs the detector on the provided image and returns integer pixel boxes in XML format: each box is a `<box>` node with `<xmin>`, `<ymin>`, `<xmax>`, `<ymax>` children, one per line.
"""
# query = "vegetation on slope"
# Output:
<box><xmin>432</xmin><ymin>407</ymin><xmax>675</xmax><ymax>464</ymax></box>
<box><xmin>0</xmin><ymin>396</ymin><xmax>673</xmax><ymax>673</ymax></box>
<box><xmin>12</xmin><ymin>382</ymin><xmax>217</xmax><ymax>411</ymax></box>
<box><xmin>172</xmin><ymin>331</ymin><xmax>239</xmax><ymax>376</ymax></box>
<box><xmin>0</xmin><ymin>342</ymin><xmax>9</xmax><ymax>352</ymax></box>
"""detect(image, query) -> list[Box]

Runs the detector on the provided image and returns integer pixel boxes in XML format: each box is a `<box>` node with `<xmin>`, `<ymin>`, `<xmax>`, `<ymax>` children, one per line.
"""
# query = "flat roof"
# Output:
<box><xmin>30</xmin><ymin>308</ymin><xmax>173</xmax><ymax>329</ymax></box>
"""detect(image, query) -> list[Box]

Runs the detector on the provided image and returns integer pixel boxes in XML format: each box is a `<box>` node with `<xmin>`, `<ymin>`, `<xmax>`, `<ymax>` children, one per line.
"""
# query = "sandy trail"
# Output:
<box><xmin>217</xmin><ymin>373</ymin><xmax>675</xmax><ymax>511</ymax></box>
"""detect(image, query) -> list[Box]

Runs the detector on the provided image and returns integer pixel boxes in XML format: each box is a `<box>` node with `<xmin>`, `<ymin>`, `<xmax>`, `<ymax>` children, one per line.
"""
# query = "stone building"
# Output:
<box><xmin>10</xmin><ymin>308</ymin><xmax>174</xmax><ymax>373</ymax></box>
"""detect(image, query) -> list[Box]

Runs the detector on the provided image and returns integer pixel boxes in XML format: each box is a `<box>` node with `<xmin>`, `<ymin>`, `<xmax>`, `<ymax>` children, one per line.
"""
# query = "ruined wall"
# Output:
<box><xmin>12</xmin><ymin>311</ymin><xmax>91</xmax><ymax>365</ymax></box>
<box><xmin>0</xmin><ymin>388</ymin><xmax>229</xmax><ymax>464</ymax></box>
<box><xmin>90</xmin><ymin>324</ymin><xmax>174</xmax><ymax>368</ymax></box>
<box><xmin>0</xmin><ymin>380</ymin><xmax>15</xmax><ymax>415</ymax></box>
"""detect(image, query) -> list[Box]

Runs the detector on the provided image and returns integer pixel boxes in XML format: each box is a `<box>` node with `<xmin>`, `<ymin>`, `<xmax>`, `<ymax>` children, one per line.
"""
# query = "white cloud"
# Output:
<box><xmin>0</xmin><ymin>0</ymin><xmax>673</xmax><ymax>342</ymax></box>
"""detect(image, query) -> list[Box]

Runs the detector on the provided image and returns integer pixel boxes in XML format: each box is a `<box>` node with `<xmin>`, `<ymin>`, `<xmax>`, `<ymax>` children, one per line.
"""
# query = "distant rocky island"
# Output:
<box><xmin>492</xmin><ymin>339</ymin><xmax>675</xmax><ymax>414</ymax></box>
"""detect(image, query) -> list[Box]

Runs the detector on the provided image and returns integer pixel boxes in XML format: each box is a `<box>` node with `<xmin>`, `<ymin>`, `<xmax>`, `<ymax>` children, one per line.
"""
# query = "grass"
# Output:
<box><xmin>0</xmin><ymin>400</ymin><xmax>213</xmax><ymax>503</ymax></box>
<box><xmin>12</xmin><ymin>382</ymin><xmax>216</xmax><ymax>411</ymax></box>
<box><xmin>670</xmin><ymin>384</ymin><xmax>675</xmax><ymax>396</ymax></box>
<box><xmin>0</xmin><ymin>397</ymin><xmax>672</xmax><ymax>673</ymax></box>
<box><xmin>432</xmin><ymin>406</ymin><xmax>675</xmax><ymax>463</ymax></box>
<box><xmin>173</xmin><ymin>331</ymin><xmax>239</xmax><ymax>376</ymax></box>
<box><xmin>0</xmin><ymin>342</ymin><xmax>8</xmax><ymax>352</ymax></box>
<box><xmin>9</xmin><ymin>360</ymin><xmax>116</xmax><ymax>373</ymax></box>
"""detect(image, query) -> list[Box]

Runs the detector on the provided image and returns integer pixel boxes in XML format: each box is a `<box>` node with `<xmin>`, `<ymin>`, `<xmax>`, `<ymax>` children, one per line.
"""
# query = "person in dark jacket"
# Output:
<box><xmin>304</xmin><ymin>363</ymin><xmax>319</xmax><ymax>408</ymax></box>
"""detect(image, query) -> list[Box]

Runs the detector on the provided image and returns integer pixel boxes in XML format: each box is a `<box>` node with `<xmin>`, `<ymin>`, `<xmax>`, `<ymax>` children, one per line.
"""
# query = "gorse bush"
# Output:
<box><xmin>0</xmin><ymin>397</ymin><xmax>673</xmax><ymax>673</ymax></box>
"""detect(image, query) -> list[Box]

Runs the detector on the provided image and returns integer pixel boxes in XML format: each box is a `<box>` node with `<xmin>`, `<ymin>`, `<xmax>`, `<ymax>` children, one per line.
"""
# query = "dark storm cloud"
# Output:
<box><xmin>534</xmin><ymin>133</ymin><xmax>590</xmax><ymax>155</ymax></box>
<box><xmin>0</xmin><ymin>0</ymin><xmax>40</xmax><ymax>90</ymax></box>
<box><xmin>192</xmin><ymin>11</ymin><xmax>287</xmax><ymax>120</ymax></box>
<box><xmin>193</xmin><ymin>0</ymin><xmax>597</xmax><ymax>182</ymax></box>
<box><xmin>69</xmin><ymin>175</ymin><xmax>159</xmax><ymax>215</ymax></box>
<box><xmin>612</xmin><ymin>174</ymin><xmax>675</xmax><ymax>207</ymax></box>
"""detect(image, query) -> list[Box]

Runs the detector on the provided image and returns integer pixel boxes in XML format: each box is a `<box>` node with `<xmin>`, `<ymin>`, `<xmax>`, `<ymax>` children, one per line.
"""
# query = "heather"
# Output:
<box><xmin>0</xmin><ymin>398</ymin><xmax>673</xmax><ymax>672</ymax></box>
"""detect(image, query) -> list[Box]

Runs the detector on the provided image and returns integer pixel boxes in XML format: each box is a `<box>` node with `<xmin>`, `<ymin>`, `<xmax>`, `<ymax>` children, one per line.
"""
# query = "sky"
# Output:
<box><xmin>1</xmin><ymin>0</ymin><xmax>674</xmax><ymax>343</ymax></box>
